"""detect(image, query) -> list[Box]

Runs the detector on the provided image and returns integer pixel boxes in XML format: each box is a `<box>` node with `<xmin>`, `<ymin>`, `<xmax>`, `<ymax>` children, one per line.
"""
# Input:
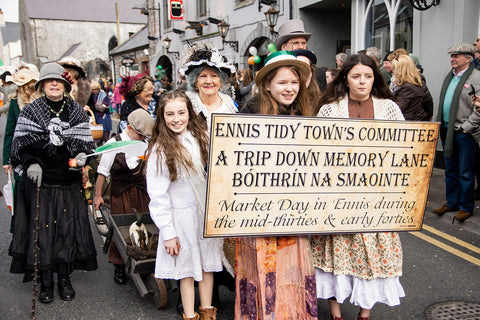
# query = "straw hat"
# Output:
<box><xmin>255</xmin><ymin>51</ymin><xmax>311</xmax><ymax>85</ymax></box>
<box><xmin>10</xmin><ymin>63</ymin><xmax>39</xmax><ymax>86</ymax></box>
<box><xmin>275</xmin><ymin>19</ymin><xmax>311</xmax><ymax>49</ymax></box>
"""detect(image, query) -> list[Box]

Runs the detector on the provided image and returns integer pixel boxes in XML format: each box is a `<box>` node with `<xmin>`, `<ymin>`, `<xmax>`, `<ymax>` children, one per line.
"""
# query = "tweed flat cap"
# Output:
<box><xmin>128</xmin><ymin>108</ymin><xmax>154</xmax><ymax>137</ymax></box>
<box><xmin>447</xmin><ymin>43</ymin><xmax>476</xmax><ymax>56</ymax></box>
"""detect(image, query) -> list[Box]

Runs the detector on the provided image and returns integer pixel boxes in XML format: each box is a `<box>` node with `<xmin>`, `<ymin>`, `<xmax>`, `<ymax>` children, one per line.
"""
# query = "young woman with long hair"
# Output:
<box><xmin>147</xmin><ymin>90</ymin><xmax>222</xmax><ymax>320</ymax></box>
<box><xmin>313</xmin><ymin>54</ymin><xmax>405</xmax><ymax>320</ymax></box>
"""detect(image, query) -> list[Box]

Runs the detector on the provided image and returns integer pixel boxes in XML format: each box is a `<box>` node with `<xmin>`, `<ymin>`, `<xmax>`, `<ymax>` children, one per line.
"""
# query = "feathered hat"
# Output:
<box><xmin>179</xmin><ymin>43</ymin><xmax>236</xmax><ymax>76</ymax></box>
<box><xmin>119</xmin><ymin>73</ymin><xmax>148</xmax><ymax>97</ymax></box>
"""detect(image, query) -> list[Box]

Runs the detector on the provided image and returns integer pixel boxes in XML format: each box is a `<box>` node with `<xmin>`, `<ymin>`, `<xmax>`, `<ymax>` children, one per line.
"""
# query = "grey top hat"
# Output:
<box><xmin>275</xmin><ymin>19</ymin><xmax>312</xmax><ymax>49</ymax></box>
<box><xmin>35</xmin><ymin>63</ymin><xmax>72</xmax><ymax>93</ymax></box>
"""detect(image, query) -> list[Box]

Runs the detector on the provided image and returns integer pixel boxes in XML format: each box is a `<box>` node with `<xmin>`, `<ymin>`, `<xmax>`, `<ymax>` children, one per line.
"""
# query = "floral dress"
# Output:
<box><xmin>311</xmin><ymin>95</ymin><xmax>406</xmax><ymax>309</ymax></box>
<box><xmin>235</xmin><ymin>236</ymin><xmax>317</xmax><ymax>320</ymax></box>
<box><xmin>235</xmin><ymin>101</ymin><xmax>318</xmax><ymax>320</ymax></box>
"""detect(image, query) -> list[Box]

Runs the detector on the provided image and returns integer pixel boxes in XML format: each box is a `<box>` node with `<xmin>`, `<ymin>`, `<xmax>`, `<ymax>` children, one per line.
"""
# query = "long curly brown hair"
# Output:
<box><xmin>147</xmin><ymin>90</ymin><xmax>209</xmax><ymax>182</ymax></box>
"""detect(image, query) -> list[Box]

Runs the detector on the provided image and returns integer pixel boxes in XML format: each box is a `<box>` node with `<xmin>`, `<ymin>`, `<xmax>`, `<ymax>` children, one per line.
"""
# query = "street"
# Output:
<box><xmin>0</xmin><ymin>110</ymin><xmax>479</xmax><ymax>319</ymax></box>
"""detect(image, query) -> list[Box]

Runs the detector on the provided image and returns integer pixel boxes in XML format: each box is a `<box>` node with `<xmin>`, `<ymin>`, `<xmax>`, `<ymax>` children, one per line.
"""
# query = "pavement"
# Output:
<box><xmin>425</xmin><ymin>166</ymin><xmax>480</xmax><ymax>235</ymax></box>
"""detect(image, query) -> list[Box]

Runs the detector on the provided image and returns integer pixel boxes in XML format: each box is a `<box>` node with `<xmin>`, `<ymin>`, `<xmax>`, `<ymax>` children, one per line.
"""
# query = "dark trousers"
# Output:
<box><xmin>441</xmin><ymin>128</ymin><xmax>476</xmax><ymax>213</ymax></box>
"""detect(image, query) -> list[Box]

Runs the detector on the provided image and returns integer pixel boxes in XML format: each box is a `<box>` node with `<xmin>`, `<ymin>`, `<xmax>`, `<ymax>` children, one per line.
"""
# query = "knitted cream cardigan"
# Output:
<box><xmin>318</xmin><ymin>95</ymin><xmax>405</xmax><ymax>121</ymax></box>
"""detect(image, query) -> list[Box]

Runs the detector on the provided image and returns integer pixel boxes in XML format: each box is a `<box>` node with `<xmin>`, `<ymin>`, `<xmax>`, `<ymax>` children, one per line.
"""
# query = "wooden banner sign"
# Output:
<box><xmin>204</xmin><ymin>114</ymin><xmax>440</xmax><ymax>237</ymax></box>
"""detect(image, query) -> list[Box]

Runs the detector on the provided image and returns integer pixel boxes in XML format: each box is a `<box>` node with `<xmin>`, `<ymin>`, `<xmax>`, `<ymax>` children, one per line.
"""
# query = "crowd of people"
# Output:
<box><xmin>1</xmin><ymin>17</ymin><xmax>480</xmax><ymax>320</ymax></box>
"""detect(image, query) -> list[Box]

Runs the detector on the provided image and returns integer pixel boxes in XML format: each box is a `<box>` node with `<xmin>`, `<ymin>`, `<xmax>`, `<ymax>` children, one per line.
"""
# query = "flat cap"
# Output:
<box><xmin>447</xmin><ymin>43</ymin><xmax>476</xmax><ymax>56</ymax></box>
<box><xmin>128</xmin><ymin>109</ymin><xmax>154</xmax><ymax>137</ymax></box>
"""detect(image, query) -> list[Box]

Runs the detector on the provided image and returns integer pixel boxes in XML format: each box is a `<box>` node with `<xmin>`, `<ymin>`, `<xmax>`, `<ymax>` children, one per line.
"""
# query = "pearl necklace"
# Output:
<box><xmin>47</xmin><ymin>100</ymin><xmax>66</xmax><ymax>118</ymax></box>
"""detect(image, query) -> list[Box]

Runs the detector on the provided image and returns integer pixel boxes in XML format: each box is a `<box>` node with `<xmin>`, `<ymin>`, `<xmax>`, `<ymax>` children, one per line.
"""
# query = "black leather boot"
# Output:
<box><xmin>114</xmin><ymin>264</ymin><xmax>127</xmax><ymax>284</ymax></box>
<box><xmin>39</xmin><ymin>270</ymin><xmax>54</xmax><ymax>303</ymax></box>
<box><xmin>58</xmin><ymin>276</ymin><xmax>75</xmax><ymax>301</ymax></box>
<box><xmin>39</xmin><ymin>282</ymin><xmax>54</xmax><ymax>303</ymax></box>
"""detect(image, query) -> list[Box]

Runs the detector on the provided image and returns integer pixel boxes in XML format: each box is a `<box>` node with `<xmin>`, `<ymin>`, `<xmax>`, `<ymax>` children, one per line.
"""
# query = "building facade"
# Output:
<box><xmin>0</xmin><ymin>9</ymin><xmax>22</xmax><ymax>69</ymax></box>
<box><xmin>19</xmin><ymin>0</ymin><xmax>147</xmax><ymax>79</ymax></box>
<box><xmin>151</xmin><ymin>0</ymin><xmax>480</xmax><ymax>120</ymax></box>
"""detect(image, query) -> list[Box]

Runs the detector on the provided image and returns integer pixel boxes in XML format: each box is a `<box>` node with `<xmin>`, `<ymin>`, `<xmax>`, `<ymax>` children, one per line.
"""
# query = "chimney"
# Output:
<box><xmin>0</xmin><ymin>9</ymin><xmax>6</xmax><ymax>27</ymax></box>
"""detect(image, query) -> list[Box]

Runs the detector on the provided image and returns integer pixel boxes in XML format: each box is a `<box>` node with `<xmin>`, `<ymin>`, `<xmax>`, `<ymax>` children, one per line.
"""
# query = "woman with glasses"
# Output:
<box><xmin>119</xmin><ymin>74</ymin><xmax>157</xmax><ymax>132</ymax></box>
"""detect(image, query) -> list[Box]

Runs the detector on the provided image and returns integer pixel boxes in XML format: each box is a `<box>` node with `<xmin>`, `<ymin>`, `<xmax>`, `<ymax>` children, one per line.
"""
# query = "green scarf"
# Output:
<box><xmin>437</xmin><ymin>64</ymin><xmax>474</xmax><ymax>157</ymax></box>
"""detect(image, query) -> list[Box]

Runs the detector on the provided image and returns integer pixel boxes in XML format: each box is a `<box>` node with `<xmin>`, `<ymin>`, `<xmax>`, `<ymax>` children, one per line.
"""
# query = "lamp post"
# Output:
<box><xmin>218</xmin><ymin>20</ymin><xmax>239</xmax><ymax>52</ymax></box>
<box><xmin>264</xmin><ymin>5</ymin><xmax>280</xmax><ymax>36</ymax></box>
<box><xmin>408</xmin><ymin>0</ymin><xmax>440</xmax><ymax>10</ymax></box>
<box><xmin>163</xmin><ymin>36</ymin><xmax>179</xmax><ymax>59</ymax></box>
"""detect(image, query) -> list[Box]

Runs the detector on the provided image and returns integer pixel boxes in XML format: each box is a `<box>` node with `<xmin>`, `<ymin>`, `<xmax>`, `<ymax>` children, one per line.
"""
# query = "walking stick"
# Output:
<box><xmin>31</xmin><ymin>185</ymin><xmax>41</xmax><ymax>320</ymax></box>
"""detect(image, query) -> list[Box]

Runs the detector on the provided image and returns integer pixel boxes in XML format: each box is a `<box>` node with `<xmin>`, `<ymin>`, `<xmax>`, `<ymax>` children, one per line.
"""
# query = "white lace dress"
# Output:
<box><xmin>185</xmin><ymin>91</ymin><xmax>238</xmax><ymax>133</ymax></box>
<box><xmin>147</xmin><ymin>131</ymin><xmax>223</xmax><ymax>281</ymax></box>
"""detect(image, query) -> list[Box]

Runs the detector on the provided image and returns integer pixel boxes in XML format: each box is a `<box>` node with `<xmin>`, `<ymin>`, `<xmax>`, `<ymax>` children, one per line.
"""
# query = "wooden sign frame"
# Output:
<box><xmin>204</xmin><ymin>114</ymin><xmax>439</xmax><ymax>237</ymax></box>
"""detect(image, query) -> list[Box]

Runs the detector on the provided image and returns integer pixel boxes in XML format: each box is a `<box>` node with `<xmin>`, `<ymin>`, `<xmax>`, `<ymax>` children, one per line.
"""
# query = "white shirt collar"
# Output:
<box><xmin>453</xmin><ymin>66</ymin><xmax>469</xmax><ymax>78</ymax></box>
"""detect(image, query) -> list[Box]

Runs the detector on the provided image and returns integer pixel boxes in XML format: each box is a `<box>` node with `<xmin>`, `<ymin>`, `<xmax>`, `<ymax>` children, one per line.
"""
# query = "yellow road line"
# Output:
<box><xmin>421</xmin><ymin>224</ymin><xmax>480</xmax><ymax>254</ymax></box>
<box><xmin>409</xmin><ymin>231</ymin><xmax>480</xmax><ymax>266</ymax></box>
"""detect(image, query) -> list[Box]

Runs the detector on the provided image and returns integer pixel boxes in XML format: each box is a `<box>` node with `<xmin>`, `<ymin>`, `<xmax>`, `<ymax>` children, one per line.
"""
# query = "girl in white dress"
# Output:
<box><xmin>147</xmin><ymin>90</ymin><xmax>223</xmax><ymax>320</ymax></box>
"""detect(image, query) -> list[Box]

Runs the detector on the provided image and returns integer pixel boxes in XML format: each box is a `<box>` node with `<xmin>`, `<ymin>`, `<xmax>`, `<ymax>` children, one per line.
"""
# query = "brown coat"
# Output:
<box><xmin>393</xmin><ymin>81</ymin><xmax>433</xmax><ymax>121</ymax></box>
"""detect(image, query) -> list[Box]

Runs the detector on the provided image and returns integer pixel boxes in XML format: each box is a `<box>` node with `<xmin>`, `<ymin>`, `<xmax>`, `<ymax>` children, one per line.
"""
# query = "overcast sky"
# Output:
<box><xmin>1</xmin><ymin>0</ymin><xmax>19</xmax><ymax>22</ymax></box>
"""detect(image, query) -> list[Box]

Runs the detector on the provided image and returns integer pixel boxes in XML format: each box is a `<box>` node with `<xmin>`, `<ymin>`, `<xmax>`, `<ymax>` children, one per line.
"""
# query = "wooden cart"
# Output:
<box><xmin>101</xmin><ymin>207</ymin><xmax>168</xmax><ymax>309</ymax></box>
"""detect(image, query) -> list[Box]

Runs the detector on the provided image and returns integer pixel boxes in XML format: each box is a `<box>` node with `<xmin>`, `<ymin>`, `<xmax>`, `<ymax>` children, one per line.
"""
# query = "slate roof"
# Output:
<box><xmin>59</xmin><ymin>43</ymin><xmax>82</xmax><ymax>59</ymax></box>
<box><xmin>24</xmin><ymin>0</ymin><xmax>147</xmax><ymax>24</ymax></box>
<box><xmin>110</xmin><ymin>25</ymin><xmax>148</xmax><ymax>55</ymax></box>
<box><xmin>1</xmin><ymin>22</ymin><xmax>20</xmax><ymax>44</ymax></box>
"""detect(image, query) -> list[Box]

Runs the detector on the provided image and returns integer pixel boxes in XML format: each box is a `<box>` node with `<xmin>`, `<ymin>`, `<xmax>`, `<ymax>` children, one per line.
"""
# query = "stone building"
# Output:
<box><xmin>109</xmin><ymin>26</ymin><xmax>150</xmax><ymax>81</ymax></box>
<box><xmin>19</xmin><ymin>0</ymin><xmax>147</xmax><ymax>79</ymax></box>
<box><xmin>0</xmin><ymin>9</ymin><xmax>22</xmax><ymax>69</ymax></box>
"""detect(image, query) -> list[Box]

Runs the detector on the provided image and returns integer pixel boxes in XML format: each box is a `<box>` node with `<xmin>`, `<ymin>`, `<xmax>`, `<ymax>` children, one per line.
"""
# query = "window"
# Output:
<box><xmin>163</xmin><ymin>0</ymin><xmax>172</xmax><ymax>29</ymax></box>
<box><xmin>198</xmin><ymin>0</ymin><xmax>206</xmax><ymax>17</ymax></box>
<box><xmin>366</xmin><ymin>0</ymin><xmax>413</xmax><ymax>57</ymax></box>
<box><xmin>108</xmin><ymin>36</ymin><xmax>118</xmax><ymax>52</ymax></box>
<box><xmin>235</xmin><ymin>0</ymin><xmax>254</xmax><ymax>9</ymax></box>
